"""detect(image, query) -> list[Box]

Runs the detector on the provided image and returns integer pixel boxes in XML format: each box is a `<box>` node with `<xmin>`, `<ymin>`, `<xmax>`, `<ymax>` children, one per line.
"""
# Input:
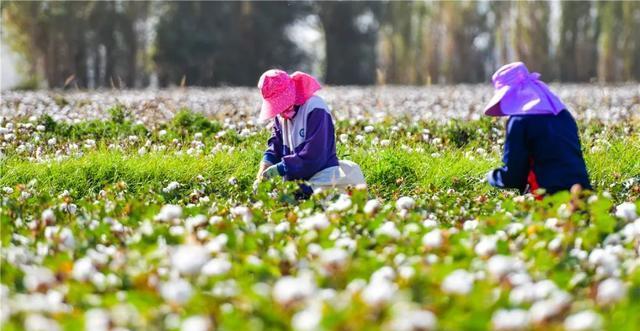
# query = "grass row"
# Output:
<box><xmin>1</xmin><ymin>134</ymin><xmax>638</xmax><ymax>201</ymax></box>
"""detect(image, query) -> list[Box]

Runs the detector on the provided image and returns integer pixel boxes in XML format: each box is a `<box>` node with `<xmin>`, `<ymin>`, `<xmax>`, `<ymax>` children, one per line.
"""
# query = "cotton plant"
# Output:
<box><xmin>1</xmin><ymin>94</ymin><xmax>640</xmax><ymax>330</ymax></box>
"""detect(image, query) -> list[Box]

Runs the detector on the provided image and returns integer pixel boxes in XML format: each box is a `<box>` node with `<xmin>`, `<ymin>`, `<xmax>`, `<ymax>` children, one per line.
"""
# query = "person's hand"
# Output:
<box><xmin>261</xmin><ymin>164</ymin><xmax>280</xmax><ymax>180</ymax></box>
<box><xmin>252</xmin><ymin>179</ymin><xmax>261</xmax><ymax>194</ymax></box>
<box><xmin>256</xmin><ymin>161</ymin><xmax>272</xmax><ymax>180</ymax></box>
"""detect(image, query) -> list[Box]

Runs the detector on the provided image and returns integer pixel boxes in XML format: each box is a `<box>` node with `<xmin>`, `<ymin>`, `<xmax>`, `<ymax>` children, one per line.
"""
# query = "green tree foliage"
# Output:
<box><xmin>153</xmin><ymin>1</ymin><xmax>306</xmax><ymax>86</ymax></box>
<box><xmin>378</xmin><ymin>1</ymin><xmax>428</xmax><ymax>84</ymax></box>
<box><xmin>439</xmin><ymin>1</ymin><xmax>489</xmax><ymax>83</ymax></box>
<box><xmin>620</xmin><ymin>2</ymin><xmax>640</xmax><ymax>82</ymax></box>
<box><xmin>559</xmin><ymin>1</ymin><xmax>597</xmax><ymax>82</ymax></box>
<box><xmin>2</xmin><ymin>0</ymin><xmax>640</xmax><ymax>87</ymax></box>
<box><xmin>514</xmin><ymin>1</ymin><xmax>553</xmax><ymax>79</ymax></box>
<box><xmin>597</xmin><ymin>1</ymin><xmax>623</xmax><ymax>83</ymax></box>
<box><xmin>1</xmin><ymin>1</ymin><xmax>149</xmax><ymax>88</ymax></box>
<box><xmin>316</xmin><ymin>1</ymin><xmax>381</xmax><ymax>85</ymax></box>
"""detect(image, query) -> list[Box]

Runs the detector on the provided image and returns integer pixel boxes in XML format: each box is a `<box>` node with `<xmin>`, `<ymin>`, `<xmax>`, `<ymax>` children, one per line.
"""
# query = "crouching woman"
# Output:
<box><xmin>255</xmin><ymin>69</ymin><xmax>365</xmax><ymax>194</ymax></box>
<box><xmin>483</xmin><ymin>62</ymin><xmax>591</xmax><ymax>195</ymax></box>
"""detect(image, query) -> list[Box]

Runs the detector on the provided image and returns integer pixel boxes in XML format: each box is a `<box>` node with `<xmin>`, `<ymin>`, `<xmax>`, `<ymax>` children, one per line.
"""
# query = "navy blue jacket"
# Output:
<box><xmin>488</xmin><ymin>110</ymin><xmax>591</xmax><ymax>194</ymax></box>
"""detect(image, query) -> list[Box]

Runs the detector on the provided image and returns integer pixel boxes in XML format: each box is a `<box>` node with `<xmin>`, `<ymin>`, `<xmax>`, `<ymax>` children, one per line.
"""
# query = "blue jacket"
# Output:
<box><xmin>488</xmin><ymin>110</ymin><xmax>591</xmax><ymax>194</ymax></box>
<box><xmin>263</xmin><ymin>106</ymin><xmax>339</xmax><ymax>181</ymax></box>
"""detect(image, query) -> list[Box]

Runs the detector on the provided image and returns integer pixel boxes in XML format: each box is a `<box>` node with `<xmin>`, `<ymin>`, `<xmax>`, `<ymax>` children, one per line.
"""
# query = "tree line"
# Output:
<box><xmin>2</xmin><ymin>1</ymin><xmax>639</xmax><ymax>88</ymax></box>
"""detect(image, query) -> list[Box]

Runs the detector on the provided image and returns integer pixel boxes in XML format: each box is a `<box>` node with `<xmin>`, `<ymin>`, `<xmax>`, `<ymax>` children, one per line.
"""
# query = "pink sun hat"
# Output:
<box><xmin>483</xmin><ymin>62</ymin><xmax>566</xmax><ymax>116</ymax></box>
<box><xmin>257</xmin><ymin>69</ymin><xmax>322</xmax><ymax>121</ymax></box>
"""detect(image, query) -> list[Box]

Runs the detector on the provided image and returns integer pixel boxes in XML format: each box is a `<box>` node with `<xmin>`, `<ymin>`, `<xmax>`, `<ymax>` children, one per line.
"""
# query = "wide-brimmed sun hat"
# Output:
<box><xmin>483</xmin><ymin>62</ymin><xmax>566</xmax><ymax>116</ymax></box>
<box><xmin>258</xmin><ymin>69</ymin><xmax>322</xmax><ymax>121</ymax></box>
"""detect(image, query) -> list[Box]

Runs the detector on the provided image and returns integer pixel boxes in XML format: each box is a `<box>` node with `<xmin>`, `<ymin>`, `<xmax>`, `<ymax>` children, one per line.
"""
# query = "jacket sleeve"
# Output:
<box><xmin>263</xmin><ymin>119</ymin><xmax>283</xmax><ymax>165</ymax></box>
<box><xmin>275</xmin><ymin>109</ymin><xmax>333</xmax><ymax>180</ymax></box>
<box><xmin>487</xmin><ymin>116</ymin><xmax>530</xmax><ymax>191</ymax></box>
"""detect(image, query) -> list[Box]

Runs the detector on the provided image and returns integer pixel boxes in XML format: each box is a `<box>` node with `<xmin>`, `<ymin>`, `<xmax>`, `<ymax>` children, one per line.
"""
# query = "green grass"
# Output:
<box><xmin>1</xmin><ymin>123</ymin><xmax>637</xmax><ymax>201</ymax></box>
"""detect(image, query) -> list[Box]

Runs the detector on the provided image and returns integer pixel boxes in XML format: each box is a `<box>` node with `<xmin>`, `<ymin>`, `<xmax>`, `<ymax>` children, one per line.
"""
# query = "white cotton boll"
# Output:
<box><xmin>422</xmin><ymin>229</ymin><xmax>443</xmax><ymax>249</ymax></box>
<box><xmin>22</xmin><ymin>266</ymin><xmax>56</xmax><ymax>292</ymax></box>
<box><xmin>24</xmin><ymin>314</ymin><xmax>61</xmax><ymax>331</ymax></box>
<box><xmin>162</xmin><ymin>181</ymin><xmax>180</xmax><ymax>193</ymax></box>
<box><xmin>396</xmin><ymin>196</ymin><xmax>415</xmax><ymax>210</ymax></box>
<box><xmin>171</xmin><ymin>245</ymin><xmax>210</xmax><ymax>275</ymax></box>
<box><xmin>209</xmin><ymin>216</ymin><xmax>223</xmax><ymax>225</ymax></box>
<box><xmin>547</xmin><ymin>236</ymin><xmax>564</xmax><ymax>252</ymax></box>
<box><xmin>545</xmin><ymin>218</ymin><xmax>560</xmax><ymax>230</ymax></box>
<box><xmin>230</xmin><ymin>206</ymin><xmax>253</xmax><ymax>223</ymax></box>
<box><xmin>272</xmin><ymin>275</ymin><xmax>316</xmax><ymax>306</ymax></box>
<box><xmin>509</xmin><ymin>283</ymin><xmax>535</xmax><ymax>305</ymax></box>
<box><xmin>58</xmin><ymin>227</ymin><xmax>75</xmax><ymax>250</ymax></box>
<box><xmin>346</xmin><ymin>279</ymin><xmax>367</xmax><ymax>295</ymax></box>
<box><xmin>505</xmin><ymin>222</ymin><xmax>525</xmax><ymax>236</ymax></box>
<box><xmin>41</xmin><ymin>209</ymin><xmax>56</xmax><ymax>224</ymax></box>
<box><xmin>160</xmin><ymin>278</ymin><xmax>193</xmax><ymax>305</ymax></box>
<box><xmin>90</xmin><ymin>272</ymin><xmax>107</xmax><ymax>291</ymax></box>
<box><xmin>72</xmin><ymin>257</ymin><xmax>96</xmax><ymax>281</ymax></box>
<box><xmin>615</xmin><ymin>202</ymin><xmax>637</xmax><ymax>222</ymax></box>
<box><xmin>463</xmin><ymin>219</ymin><xmax>478</xmax><ymax>231</ymax></box>
<box><xmin>529</xmin><ymin>292</ymin><xmax>571</xmax><ymax>324</ymax></box>
<box><xmin>364</xmin><ymin>199</ymin><xmax>381</xmax><ymax>215</ymax></box>
<box><xmin>339</xmin><ymin>133</ymin><xmax>349</xmax><ymax>143</ymax></box>
<box><xmin>185</xmin><ymin>215</ymin><xmax>207</xmax><ymax>232</ymax></box>
<box><xmin>299</xmin><ymin>213</ymin><xmax>330</xmax><ymax>231</ymax></box>
<box><xmin>196</xmin><ymin>229</ymin><xmax>209</xmax><ymax>241</ymax></box>
<box><xmin>532</xmin><ymin>280</ymin><xmax>558</xmax><ymax>301</ymax></box>
<box><xmin>319</xmin><ymin>248</ymin><xmax>349</xmax><ymax>272</ymax></box>
<box><xmin>85</xmin><ymin>308</ymin><xmax>110</xmax><ymax>331</ymax></box>
<box><xmin>491</xmin><ymin>309</ymin><xmax>530</xmax><ymax>331</ymax></box>
<box><xmin>425</xmin><ymin>254</ymin><xmax>439</xmax><ymax>265</ymax></box>
<box><xmin>376</xmin><ymin>221</ymin><xmax>401</xmax><ymax>239</ymax></box>
<box><xmin>307</xmin><ymin>243</ymin><xmax>323</xmax><ymax>257</ymax></box>
<box><xmin>564</xmin><ymin>310</ymin><xmax>603</xmax><ymax>331</ymax></box>
<box><xmin>441</xmin><ymin>269</ymin><xmax>474</xmax><ymax>295</ymax></box>
<box><xmin>284</xmin><ymin>242</ymin><xmax>298</xmax><ymax>262</ymax></box>
<box><xmin>181</xmin><ymin>315</ymin><xmax>212</xmax><ymax>331</ymax></box>
<box><xmin>474</xmin><ymin>236</ymin><xmax>497</xmax><ymax>258</ymax></box>
<box><xmin>335</xmin><ymin>237</ymin><xmax>357</xmax><ymax>252</ymax></box>
<box><xmin>596</xmin><ymin>278</ymin><xmax>627</xmax><ymax>306</ymax></box>
<box><xmin>159</xmin><ymin>129</ymin><xmax>167</xmax><ymax>137</ymax></box>
<box><xmin>292</xmin><ymin>304</ymin><xmax>322</xmax><ymax>331</ymax></box>
<box><xmin>389</xmin><ymin>309</ymin><xmax>437</xmax><ymax>331</ymax></box>
<box><xmin>327</xmin><ymin>194</ymin><xmax>352</xmax><ymax>212</ymax></box>
<box><xmin>371</xmin><ymin>266</ymin><xmax>396</xmax><ymax>283</ymax></box>
<box><xmin>422</xmin><ymin>219</ymin><xmax>438</xmax><ymax>229</ymax></box>
<box><xmin>621</xmin><ymin>220</ymin><xmax>640</xmax><ymax>240</ymax></box>
<box><xmin>201</xmin><ymin>257</ymin><xmax>232</xmax><ymax>277</ymax></box>
<box><xmin>362</xmin><ymin>279</ymin><xmax>397</xmax><ymax>306</ymax></box>
<box><xmin>155</xmin><ymin>204</ymin><xmax>183</xmax><ymax>222</ymax></box>
<box><xmin>398</xmin><ymin>266</ymin><xmax>415</xmax><ymax>280</ymax></box>
<box><xmin>274</xmin><ymin>222</ymin><xmax>290</xmax><ymax>233</ymax></box>
<box><xmin>487</xmin><ymin>255</ymin><xmax>524</xmax><ymax>280</ymax></box>
<box><xmin>588</xmin><ymin>248</ymin><xmax>619</xmax><ymax>277</ymax></box>
<box><xmin>169</xmin><ymin>226</ymin><xmax>185</xmax><ymax>237</ymax></box>
<box><xmin>364</xmin><ymin>125</ymin><xmax>374</xmax><ymax>133</ymax></box>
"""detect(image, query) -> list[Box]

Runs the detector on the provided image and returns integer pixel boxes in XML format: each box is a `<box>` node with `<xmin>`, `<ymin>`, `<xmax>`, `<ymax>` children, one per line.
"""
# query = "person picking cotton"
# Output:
<box><xmin>483</xmin><ymin>62</ymin><xmax>591</xmax><ymax>195</ymax></box>
<box><xmin>254</xmin><ymin>69</ymin><xmax>365</xmax><ymax>194</ymax></box>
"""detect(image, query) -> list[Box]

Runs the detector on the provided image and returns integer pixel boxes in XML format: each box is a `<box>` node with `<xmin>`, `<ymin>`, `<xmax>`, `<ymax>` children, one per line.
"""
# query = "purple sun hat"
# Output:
<box><xmin>483</xmin><ymin>62</ymin><xmax>567</xmax><ymax>116</ymax></box>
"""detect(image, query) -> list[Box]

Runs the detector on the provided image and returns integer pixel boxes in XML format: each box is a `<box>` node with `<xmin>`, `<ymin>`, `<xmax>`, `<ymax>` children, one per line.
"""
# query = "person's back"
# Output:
<box><xmin>483</xmin><ymin>62</ymin><xmax>592</xmax><ymax>195</ymax></box>
<box><xmin>507</xmin><ymin>110</ymin><xmax>591</xmax><ymax>194</ymax></box>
